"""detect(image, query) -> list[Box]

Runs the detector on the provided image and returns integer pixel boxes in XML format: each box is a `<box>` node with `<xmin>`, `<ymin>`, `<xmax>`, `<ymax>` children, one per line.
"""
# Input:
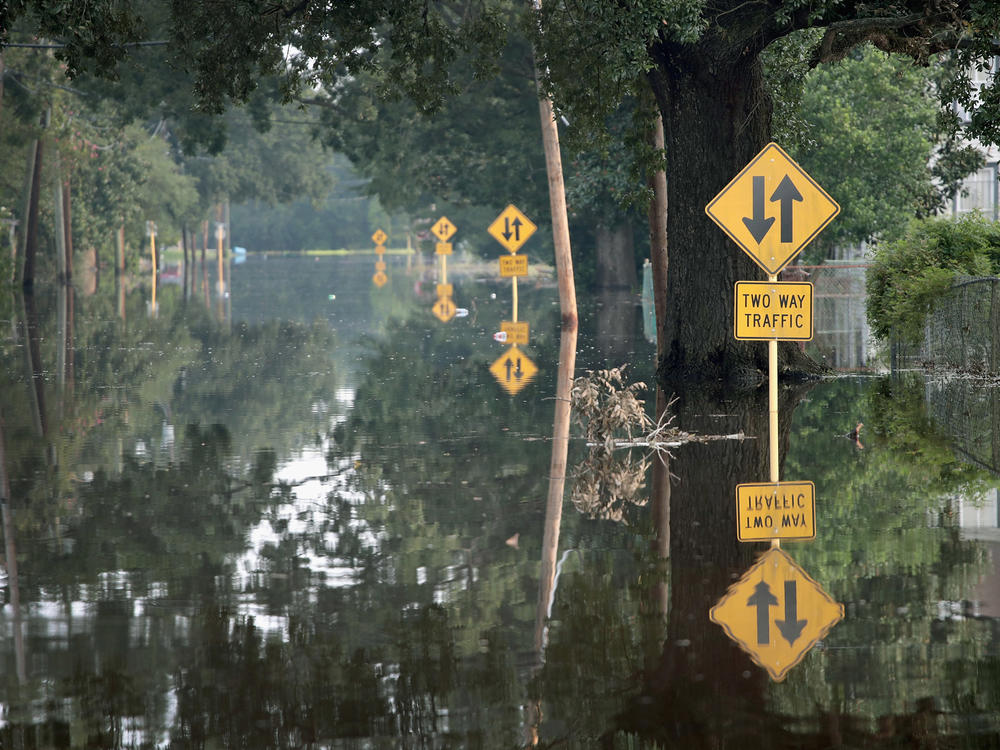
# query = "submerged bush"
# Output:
<box><xmin>866</xmin><ymin>214</ymin><xmax>1000</xmax><ymax>343</ymax></box>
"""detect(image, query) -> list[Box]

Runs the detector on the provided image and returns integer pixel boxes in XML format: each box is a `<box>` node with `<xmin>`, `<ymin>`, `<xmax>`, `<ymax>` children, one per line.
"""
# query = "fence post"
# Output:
<box><xmin>991</xmin><ymin>279</ymin><xmax>1000</xmax><ymax>375</ymax></box>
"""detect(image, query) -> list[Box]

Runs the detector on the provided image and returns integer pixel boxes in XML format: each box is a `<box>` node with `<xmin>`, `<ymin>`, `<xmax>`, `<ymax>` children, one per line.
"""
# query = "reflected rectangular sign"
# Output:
<box><xmin>435</xmin><ymin>242</ymin><xmax>453</xmax><ymax>255</ymax></box>
<box><xmin>501</xmin><ymin>320</ymin><xmax>529</xmax><ymax>345</ymax></box>
<box><xmin>499</xmin><ymin>255</ymin><xmax>528</xmax><ymax>277</ymax></box>
<box><xmin>734</xmin><ymin>281</ymin><xmax>812</xmax><ymax>341</ymax></box>
<box><xmin>736</xmin><ymin>481</ymin><xmax>815</xmax><ymax>542</ymax></box>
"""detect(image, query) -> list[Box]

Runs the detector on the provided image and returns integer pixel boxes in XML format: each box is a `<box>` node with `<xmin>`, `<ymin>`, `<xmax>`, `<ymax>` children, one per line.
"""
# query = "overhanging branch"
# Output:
<box><xmin>808</xmin><ymin>8</ymin><xmax>968</xmax><ymax>68</ymax></box>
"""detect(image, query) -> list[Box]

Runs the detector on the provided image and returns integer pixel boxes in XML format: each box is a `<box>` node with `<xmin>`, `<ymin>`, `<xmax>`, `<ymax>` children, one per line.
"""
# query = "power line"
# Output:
<box><xmin>3</xmin><ymin>40</ymin><xmax>168</xmax><ymax>49</ymax></box>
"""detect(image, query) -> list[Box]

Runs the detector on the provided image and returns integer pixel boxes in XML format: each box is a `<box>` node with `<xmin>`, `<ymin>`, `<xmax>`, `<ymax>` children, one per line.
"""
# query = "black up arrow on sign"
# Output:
<box><xmin>747</xmin><ymin>581</ymin><xmax>778</xmax><ymax>645</ymax></box>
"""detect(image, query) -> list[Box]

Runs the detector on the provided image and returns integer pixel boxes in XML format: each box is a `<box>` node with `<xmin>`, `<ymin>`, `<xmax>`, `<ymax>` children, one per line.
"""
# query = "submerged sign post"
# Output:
<box><xmin>705</xmin><ymin>142</ymin><xmax>842</xmax><ymax>682</ymax></box>
<box><xmin>488</xmin><ymin>204</ymin><xmax>539</xmax><ymax>394</ymax></box>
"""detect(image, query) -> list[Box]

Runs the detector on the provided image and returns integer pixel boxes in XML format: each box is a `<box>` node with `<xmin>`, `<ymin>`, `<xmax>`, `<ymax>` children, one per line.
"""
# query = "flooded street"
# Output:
<box><xmin>2</xmin><ymin>254</ymin><xmax>1000</xmax><ymax>747</ymax></box>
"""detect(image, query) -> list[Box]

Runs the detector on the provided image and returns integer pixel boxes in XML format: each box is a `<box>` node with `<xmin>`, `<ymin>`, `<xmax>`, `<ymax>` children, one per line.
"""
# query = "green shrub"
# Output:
<box><xmin>866</xmin><ymin>214</ymin><xmax>1000</xmax><ymax>343</ymax></box>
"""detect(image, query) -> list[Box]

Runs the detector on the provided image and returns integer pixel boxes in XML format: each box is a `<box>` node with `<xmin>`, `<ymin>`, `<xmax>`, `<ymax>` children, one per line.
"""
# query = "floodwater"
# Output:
<box><xmin>1</xmin><ymin>253</ymin><xmax>999</xmax><ymax>748</ymax></box>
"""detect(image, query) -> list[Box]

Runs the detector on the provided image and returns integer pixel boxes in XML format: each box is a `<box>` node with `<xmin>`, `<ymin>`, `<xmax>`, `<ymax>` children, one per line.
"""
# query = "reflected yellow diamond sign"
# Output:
<box><xmin>706</xmin><ymin>143</ymin><xmax>840</xmax><ymax>275</ymax></box>
<box><xmin>710</xmin><ymin>547</ymin><xmax>843</xmax><ymax>681</ymax></box>
<box><xmin>488</xmin><ymin>205</ymin><xmax>537</xmax><ymax>254</ymax></box>
<box><xmin>432</xmin><ymin>296</ymin><xmax>456</xmax><ymax>322</ymax></box>
<box><xmin>372</xmin><ymin>270</ymin><xmax>388</xmax><ymax>288</ymax></box>
<box><xmin>372</xmin><ymin>229</ymin><xmax>388</xmax><ymax>246</ymax></box>
<box><xmin>489</xmin><ymin>345</ymin><xmax>538</xmax><ymax>395</ymax></box>
<box><xmin>431</xmin><ymin>216</ymin><xmax>457</xmax><ymax>242</ymax></box>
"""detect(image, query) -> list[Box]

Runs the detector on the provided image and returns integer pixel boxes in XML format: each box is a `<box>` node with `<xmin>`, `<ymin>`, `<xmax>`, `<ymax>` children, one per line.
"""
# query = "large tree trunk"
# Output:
<box><xmin>595</xmin><ymin>222</ymin><xmax>636</xmax><ymax>291</ymax></box>
<box><xmin>648</xmin><ymin>48</ymin><xmax>821</xmax><ymax>385</ymax></box>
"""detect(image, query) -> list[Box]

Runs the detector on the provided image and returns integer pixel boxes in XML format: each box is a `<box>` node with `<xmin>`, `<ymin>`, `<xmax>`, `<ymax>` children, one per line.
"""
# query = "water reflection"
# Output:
<box><xmin>2</xmin><ymin>256</ymin><xmax>1000</xmax><ymax>746</ymax></box>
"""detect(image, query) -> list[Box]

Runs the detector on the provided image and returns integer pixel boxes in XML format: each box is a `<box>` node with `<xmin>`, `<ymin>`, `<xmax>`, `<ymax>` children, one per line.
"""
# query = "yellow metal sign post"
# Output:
<box><xmin>488</xmin><ymin>205</ymin><xmax>538</xmax><ymax>391</ymax></box>
<box><xmin>707</xmin><ymin>144</ymin><xmax>842</xmax><ymax>682</ymax></box>
<box><xmin>734</xmin><ymin>281</ymin><xmax>813</xmax><ymax>341</ymax></box>
<box><xmin>372</xmin><ymin>228</ymin><xmax>388</xmax><ymax>288</ymax></box>
<box><xmin>710</xmin><ymin>547</ymin><xmax>844</xmax><ymax>681</ymax></box>
<box><xmin>432</xmin><ymin>217</ymin><xmax>457</xmax><ymax>322</ymax></box>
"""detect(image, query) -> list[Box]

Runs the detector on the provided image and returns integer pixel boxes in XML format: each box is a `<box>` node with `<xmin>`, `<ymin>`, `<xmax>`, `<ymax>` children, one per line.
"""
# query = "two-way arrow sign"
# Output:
<box><xmin>706</xmin><ymin>142</ymin><xmax>839</xmax><ymax>275</ymax></box>
<box><xmin>710</xmin><ymin>547</ymin><xmax>843</xmax><ymax>681</ymax></box>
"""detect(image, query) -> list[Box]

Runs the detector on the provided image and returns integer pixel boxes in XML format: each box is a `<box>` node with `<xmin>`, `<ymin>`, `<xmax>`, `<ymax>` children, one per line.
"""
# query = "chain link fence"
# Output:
<box><xmin>894</xmin><ymin>276</ymin><xmax>1000</xmax><ymax>374</ymax></box>
<box><xmin>794</xmin><ymin>262</ymin><xmax>872</xmax><ymax>370</ymax></box>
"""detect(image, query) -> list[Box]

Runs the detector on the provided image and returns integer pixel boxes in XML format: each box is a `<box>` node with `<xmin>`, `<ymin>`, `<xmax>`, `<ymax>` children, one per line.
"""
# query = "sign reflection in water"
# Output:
<box><xmin>0</xmin><ymin>255</ymin><xmax>999</xmax><ymax>746</ymax></box>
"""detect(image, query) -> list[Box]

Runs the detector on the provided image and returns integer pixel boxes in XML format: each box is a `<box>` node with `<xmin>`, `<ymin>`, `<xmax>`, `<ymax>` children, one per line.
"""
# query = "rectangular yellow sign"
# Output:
<box><xmin>435</xmin><ymin>242</ymin><xmax>453</xmax><ymax>255</ymax></box>
<box><xmin>499</xmin><ymin>255</ymin><xmax>528</xmax><ymax>277</ymax></box>
<box><xmin>736</xmin><ymin>481</ymin><xmax>815</xmax><ymax>542</ymax></box>
<box><xmin>734</xmin><ymin>281</ymin><xmax>812</xmax><ymax>341</ymax></box>
<box><xmin>501</xmin><ymin>320</ymin><xmax>529</xmax><ymax>345</ymax></box>
<box><xmin>436</xmin><ymin>283</ymin><xmax>453</xmax><ymax>299</ymax></box>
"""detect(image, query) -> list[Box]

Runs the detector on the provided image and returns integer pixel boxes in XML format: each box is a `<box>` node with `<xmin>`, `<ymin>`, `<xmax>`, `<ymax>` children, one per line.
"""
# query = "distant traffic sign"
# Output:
<box><xmin>372</xmin><ymin>270</ymin><xmax>388</xmax><ymax>288</ymax></box>
<box><xmin>499</xmin><ymin>255</ymin><xmax>528</xmax><ymax>277</ymax></box>
<box><xmin>489</xmin><ymin>345</ymin><xmax>538</xmax><ymax>395</ymax></box>
<box><xmin>375</xmin><ymin>259</ymin><xmax>387</xmax><ymax>272</ymax></box>
<box><xmin>432</xmin><ymin>296</ymin><xmax>456</xmax><ymax>322</ymax></box>
<box><xmin>734</xmin><ymin>281</ymin><xmax>813</xmax><ymax>341</ymax></box>
<box><xmin>431</xmin><ymin>216</ymin><xmax>457</xmax><ymax>242</ymax></box>
<box><xmin>372</xmin><ymin>229</ymin><xmax>388</xmax><ymax>246</ymax></box>
<box><xmin>488</xmin><ymin>205</ymin><xmax>537</xmax><ymax>254</ymax></box>
<box><xmin>706</xmin><ymin>143</ymin><xmax>839</xmax><ymax>275</ymax></box>
<box><xmin>374</xmin><ymin>244</ymin><xmax>386</xmax><ymax>256</ymax></box>
<box><xmin>435</xmin><ymin>242</ymin><xmax>453</xmax><ymax>256</ymax></box>
<box><xmin>436</xmin><ymin>283</ymin><xmax>453</xmax><ymax>299</ymax></box>
<box><xmin>736</xmin><ymin>481</ymin><xmax>815</xmax><ymax>542</ymax></box>
<box><xmin>710</xmin><ymin>547</ymin><xmax>843</xmax><ymax>681</ymax></box>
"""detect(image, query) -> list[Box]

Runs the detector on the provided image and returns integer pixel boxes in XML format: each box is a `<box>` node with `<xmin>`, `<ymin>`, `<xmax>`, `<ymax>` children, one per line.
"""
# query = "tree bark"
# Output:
<box><xmin>647</xmin><ymin>47</ymin><xmax>821</xmax><ymax>385</ymax></box>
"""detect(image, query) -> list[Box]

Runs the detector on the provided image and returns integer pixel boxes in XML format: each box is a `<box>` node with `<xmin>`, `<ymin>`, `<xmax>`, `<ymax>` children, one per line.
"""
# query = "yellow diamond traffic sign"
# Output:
<box><xmin>431</xmin><ymin>216</ymin><xmax>457</xmax><ymax>242</ymax></box>
<box><xmin>734</xmin><ymin>281</ymin><xmax>813</xmax><ymax>341</ymax></box>
<box><xmin>372</xmin><ymin>229</ymin><xmax>388</xmax><ymax>246</ymax></box>
<box><xmin>372</xmin><ymin>270</ymin><xmax>388</xmax><ymax>288</ymax></box>
<box><xmin>706</xmin><ymin>143</ymin><xmax>839</xmax><ymax>276</ymax></box>
<box><xmin>488</xmin><ymin>205</ymin><xmax>536</xmax><ymax>254</ymax></box>
<box><xmin>432</xmin><ymin>296</ymin><xmax>456</xmax><ymax>322</ymax></box>
<box><xmin>489</xmin><ymin>345</ymin><xmax>538</xmax><ymax>395</ymax></box>
<box><xmin>710</xmin><ymin>547</ymin><xmax>843</xmax><ymax>681</ymax></box>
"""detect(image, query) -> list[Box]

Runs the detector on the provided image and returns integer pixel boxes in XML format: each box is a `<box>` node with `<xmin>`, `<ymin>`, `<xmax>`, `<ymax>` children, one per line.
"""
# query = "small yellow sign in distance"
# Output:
<box><xmin>375</xmin><ymin>259</ymin><xmax>387</xmax><ymax>272</ymax></box>
<box><xmin>488</xmin><ymin>204</ymin><xmax>537</xmax><ymax>254</ymax></box>
<box><xmin>372</xmin><ymin>270</ymin><xmax>388</xmax><ymax>288</ymax></box>
<box><xmin>734</xmin><ymin>281</ymin><xmax>813</xmax><ymax>341</ymax></box>
<box><xmin>374</xmin><ymin>244</ymin><xmax>386</xmax><ymax>256</ymax></box>
<box><xmin>705</xmin><ymin>143</ymin><xmax>840</xmax><ymax>276</ymax></box>
<box><xmin>710</xmin><ymin>547</ymin><xmax>843</xmax><ymax>682</ymax></box>
<box><xmin>372</xmin><ymin>229</ymin><xmax>388</xmax><ymax>245</ymax></box>
<box><xmin>501</xmin><ymin>320</ymin><xmax>529</xmax><ymax>345</ymax></box>
<box><xmin>432</xmin><ymin>296</ymin><xmax>456</xmax><ymax>322</ymax></box>
<box><xmin>489</xmin><ymin>345</ymin><xmax>539</xmax><ymax>395</ymax></box>
<box><xmin>431</xmin><ymin>216</ymin><xmax>457</xmax><ymax>242</ymax></box>
<box><xmin>436</xmin><ymin>283</ymin><xmax>453</xmax><ymax>299</ymax></box>
<box><xmin>499</xmin><ymin>255</ymin><xmax>528</xmax><ymax>277</ymax></box>
<box><xmin>435</xmin><ymin>242</ymin><xmax>453</xmax><ymax>256</ymax></box>
<box><xmin>736</xmin><ymin>481</ymin><xmax>816</xmax><ymax>542</ymax></box>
